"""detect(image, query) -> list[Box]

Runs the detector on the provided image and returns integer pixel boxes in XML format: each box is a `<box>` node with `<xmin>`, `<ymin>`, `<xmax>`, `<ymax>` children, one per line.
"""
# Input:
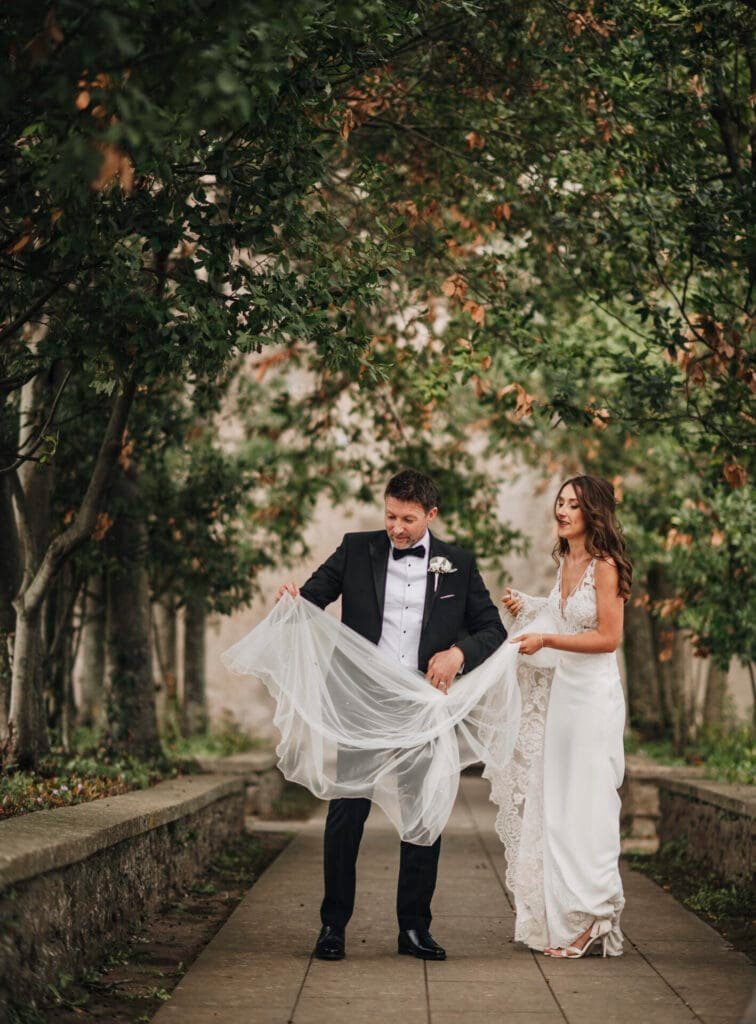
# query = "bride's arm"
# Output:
<box><xmin>515</xmin><ymin>560</ymin><xmax>624</xmax><ymax>656</ymax></box>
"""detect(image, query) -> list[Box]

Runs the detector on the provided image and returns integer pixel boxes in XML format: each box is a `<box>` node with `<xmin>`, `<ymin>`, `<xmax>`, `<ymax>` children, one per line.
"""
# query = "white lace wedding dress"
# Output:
<box><xmin>485</xmin><ymin>558</ymin><xmax>626</xmax><ymax>955</ymax></box>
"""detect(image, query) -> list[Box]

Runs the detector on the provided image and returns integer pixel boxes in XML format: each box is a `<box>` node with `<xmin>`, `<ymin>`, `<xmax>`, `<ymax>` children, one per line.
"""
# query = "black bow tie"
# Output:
<box><xmin>393</xmin><ymin>545</ymin><xmax>426</xmax><ymax>561</ymax></box>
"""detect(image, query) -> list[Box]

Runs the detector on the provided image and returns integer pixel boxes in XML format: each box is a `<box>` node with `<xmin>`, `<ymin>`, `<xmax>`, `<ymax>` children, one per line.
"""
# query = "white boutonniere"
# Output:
<box><xmin>428</xmin><ymin>556</ymin><xmax>457</xmax><ymax>592</ymax></box>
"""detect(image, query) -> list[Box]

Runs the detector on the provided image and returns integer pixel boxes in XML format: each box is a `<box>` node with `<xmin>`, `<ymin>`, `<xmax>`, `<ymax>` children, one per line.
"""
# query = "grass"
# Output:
<box><xmin>162</xmin><ymin>710</ymin><xmax>265</xmax><ymax>760</ymax></box>
<box><xmin>624</xmin><ymin>725</ymin><xmax>755</xmax><ymax>786</ymax></box>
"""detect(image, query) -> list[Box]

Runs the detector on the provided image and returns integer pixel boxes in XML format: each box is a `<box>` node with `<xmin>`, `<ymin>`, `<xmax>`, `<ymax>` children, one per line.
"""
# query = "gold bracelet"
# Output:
<box><xmin>538</xmin><ymin>634</ymin><xmax>544</xmax><ymax>651</ymax></box>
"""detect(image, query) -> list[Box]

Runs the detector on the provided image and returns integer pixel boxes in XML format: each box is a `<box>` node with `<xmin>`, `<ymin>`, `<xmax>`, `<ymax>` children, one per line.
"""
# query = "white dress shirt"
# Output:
<box><xmin>377</xmin><ymin>530</ymin><xmax>430</xmax><ymax>671</ymax></box>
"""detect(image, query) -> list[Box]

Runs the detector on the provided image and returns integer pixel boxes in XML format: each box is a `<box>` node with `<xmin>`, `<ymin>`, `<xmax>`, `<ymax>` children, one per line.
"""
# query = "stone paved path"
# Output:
<box><xmin>152</xmin><ymin>775</ymin><xmax>754</xmax><ymax>1024</ymax></box>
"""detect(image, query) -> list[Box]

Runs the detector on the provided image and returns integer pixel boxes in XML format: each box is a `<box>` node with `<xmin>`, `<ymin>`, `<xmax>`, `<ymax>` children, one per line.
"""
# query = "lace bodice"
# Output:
<box><xmin>547</xmin><ymin>557</ymin><xmax>598</xmax><ymax>634</ymax></box>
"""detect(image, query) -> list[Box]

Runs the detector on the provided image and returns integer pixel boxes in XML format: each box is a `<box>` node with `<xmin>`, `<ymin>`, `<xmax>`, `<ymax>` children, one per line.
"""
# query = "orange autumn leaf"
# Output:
<box><xmin>441</xmin><ymin>273</ymin><xmax>468</xmax><ymax>302</ymax></box>
<box><xmin>6</xmin><ymin>233</ymin><xmax>32</xmax><ymax>255</ymax></box>
<box><xmin>710</xmin><ymin>530</ymin><xmax>725</xmax><ymax>547</ymax></box>
<box><xmin>472</xmin><ymin>376</ymin><xmax>491</xmax><ymax>398</ymax></box>
<box><xmin>493</xmin><ymin>202</ymin><xmax>512</xmax><ymax>222</ymax></box>
<box><xmin>420</xmin><ymin>401</ymin><xmax>435</xmax><ymax>429</ymax></box>
<box><xmin>686</xmin><ymin>361</ymin><xmax>706</xmax><ymax>387</ymax></box>
<box><xmin>723</xmin><ymin>461</ymin><xmax>747</xmax><ymax>488</ymax></box>
<box><xmin>118</xmin><ymin>437</ymin><xmax>135</xmax><ymax>471</ymax></box>
<box><xmin>664</xmin><ymin>528</ymin><xmax>693</xmax><ymax>550</ymax></box>
<box><xmin>253</xmin><ymin>346</ymin><xmax>298</xmax><ymax>382</ymax></box>
<box><xmin>392</xmin><ymin>200</ymin><xmax>419</xmax><ymax>226</ymax></box>
<box><xmin>498</xmin><ymin>382</ymin><xmax>535</xmax><ymax>421</ymax></box>
<box><xmin>462</xmin><ymin>299</ymin><xmax>485</xmax><ymax>325</ymax></box>
<box><xmin>92</xmin><ymin>512</ymin><xmax>113</xmax><ymax>542</ymax></box>
<box><xmin>658</xmin><ymin>597</ymin><xmax>685</xmax><ymax>618</ymax></box>
<box><xmin>91</xmin><ymin>143</ymin><xmax>134</xmax><ymax>194</ymax></box>
<box><xmin>465</xmin><ymin>131</ymin><xmax>485</xmax><ymax>150</ymax></box>
<box><xmin>340</xmin><ymin>108</ymin><xmax>356</xmax><ymax>141</ymax></box>
<box><xmin>589</xmin><ymin>406</ymin><xmax>610</xmax><ymax>430</ymax></box>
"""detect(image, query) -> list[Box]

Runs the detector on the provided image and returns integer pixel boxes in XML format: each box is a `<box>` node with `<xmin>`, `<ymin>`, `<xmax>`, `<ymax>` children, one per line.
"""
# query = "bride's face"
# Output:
<box><xmin>555</xmin><ymin>484</ymin><xmax>586</xmax><ymax>543</ymax></box>
<box><xmin>384</xmin><ymin>496</ymin><xmax>437</xmax><ymax>548</ymax></box>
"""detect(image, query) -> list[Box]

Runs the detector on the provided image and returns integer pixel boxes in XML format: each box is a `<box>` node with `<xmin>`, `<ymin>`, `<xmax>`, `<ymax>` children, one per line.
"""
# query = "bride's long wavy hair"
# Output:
<box><xmin>552</xmin><ymin>475</ymin><xmax>633</xmax><ymax>600</ymax></box>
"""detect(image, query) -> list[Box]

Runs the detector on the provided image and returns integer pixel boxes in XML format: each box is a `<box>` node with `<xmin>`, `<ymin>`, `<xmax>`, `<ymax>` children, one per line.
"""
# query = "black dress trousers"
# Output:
<box><xmin>320</xmin><ymin>796</ymin><xmax>442</xmax><ymax>931</ymax></box>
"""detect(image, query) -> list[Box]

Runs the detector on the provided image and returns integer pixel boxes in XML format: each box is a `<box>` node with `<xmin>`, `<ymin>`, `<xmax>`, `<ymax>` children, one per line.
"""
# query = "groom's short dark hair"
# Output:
<box><xmin>385</xmin><ymin>470</ymin><xmax>439</xmax><ymax>512</ymax></box>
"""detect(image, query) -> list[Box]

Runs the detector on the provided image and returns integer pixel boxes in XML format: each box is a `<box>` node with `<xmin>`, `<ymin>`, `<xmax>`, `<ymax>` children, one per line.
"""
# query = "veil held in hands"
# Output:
<box><xmin>221</xmin><ymin>594</ymin><xmax>557</xmax><ymax>845</ymax></box>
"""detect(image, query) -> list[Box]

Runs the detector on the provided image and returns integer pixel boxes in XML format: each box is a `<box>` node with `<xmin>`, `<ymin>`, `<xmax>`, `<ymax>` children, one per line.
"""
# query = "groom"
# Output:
<box><xmin>276</xmin><ymin>469</ymin><xmax>506</xmax><ymax>962</ymax></box>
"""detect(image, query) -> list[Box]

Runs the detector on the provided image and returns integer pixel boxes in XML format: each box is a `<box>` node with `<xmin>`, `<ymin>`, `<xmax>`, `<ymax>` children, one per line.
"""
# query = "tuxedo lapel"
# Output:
<box><xmin>421</xmin><ymin>531</ymin><xmax>441</xmax><ymax>633</ymax></box>
<box><xmin>368</xmin><ymin>532</ymin><xmax>390</xmax><ymax>622</ymax></box>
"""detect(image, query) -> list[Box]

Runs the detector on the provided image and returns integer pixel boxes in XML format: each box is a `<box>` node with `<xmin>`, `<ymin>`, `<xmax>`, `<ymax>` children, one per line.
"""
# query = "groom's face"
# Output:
<box><xmin>384</xmin><ymin>496</ymin><xmax>438</xmax><ymax>549</ymax></box>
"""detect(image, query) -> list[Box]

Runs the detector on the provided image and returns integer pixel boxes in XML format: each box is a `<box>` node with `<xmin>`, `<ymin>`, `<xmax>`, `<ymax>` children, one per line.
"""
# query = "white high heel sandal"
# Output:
<box><xmin>545</xmin><ymin>918</ymin><xmax>612</xmax><ymax>958</ymax></box>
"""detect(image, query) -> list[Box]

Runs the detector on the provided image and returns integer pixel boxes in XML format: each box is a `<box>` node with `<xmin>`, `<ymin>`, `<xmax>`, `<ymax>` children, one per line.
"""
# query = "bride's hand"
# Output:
<box><xmin>501</xmin><ymin>588</ymin><xmax>523</xmax><ymax>617</ymax></box>
<box><xmin>509</xmin><ymin>632</ymin><xmax>544</xmax><ymax>656</ymax></box>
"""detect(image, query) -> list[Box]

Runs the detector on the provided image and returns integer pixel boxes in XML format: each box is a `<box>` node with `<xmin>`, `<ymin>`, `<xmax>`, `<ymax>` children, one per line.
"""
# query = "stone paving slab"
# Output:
<box><xmin>152</xmin><ymin>775</ymin><xmax>755</xmax><ymax>1024</ymax></box>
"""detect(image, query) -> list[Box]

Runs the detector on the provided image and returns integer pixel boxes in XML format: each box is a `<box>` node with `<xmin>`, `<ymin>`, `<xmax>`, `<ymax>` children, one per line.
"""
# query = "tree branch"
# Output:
<box><xmin>0</xmin><ymin>367</ymin><xmax>72</xmax><ymax>474</ymax></box>
<box><xmin>0</xmin><ymin>280</ymin><xmax>71</xmax><ymax>347</ymax></box>
<box><xmin>21</xmin><ymin>375</ymin><xmax>137</xmax><ymax>616</ymax></box>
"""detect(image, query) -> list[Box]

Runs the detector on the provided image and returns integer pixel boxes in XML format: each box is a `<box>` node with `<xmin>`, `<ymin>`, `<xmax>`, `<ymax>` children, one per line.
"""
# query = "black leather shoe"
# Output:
<box><xmin>315</xmin><ymin>925</ymin><xmax>345</xmax><ymax>960</ymax></box>
<box><xmin>398</xmin><ymin>928</ymin><xmax>446</xmax><ymax>961</ymax></box>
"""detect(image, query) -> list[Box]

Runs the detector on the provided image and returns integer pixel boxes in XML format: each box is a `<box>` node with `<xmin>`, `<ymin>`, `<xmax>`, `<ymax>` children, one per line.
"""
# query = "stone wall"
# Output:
<box><xmin>620</xmin><ymin>755</ymin><xmax>707</xmax><ymax>854</ymax></box>
<box><xmin>657</xmin><ymin>777</ymin><xmax>755</xmax><ymax>889</ymax></box>
<box><xmin>0</xmin><ymin>775</ymin><xmax>244</xmax><ymax>1018</ymax></box>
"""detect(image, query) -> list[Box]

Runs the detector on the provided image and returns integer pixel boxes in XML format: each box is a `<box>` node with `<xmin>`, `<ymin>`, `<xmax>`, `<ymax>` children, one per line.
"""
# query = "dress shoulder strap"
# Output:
<box><xmin>582</xmin><ymin>557</ymin><xmax>598</xmax><ymax>588</ymax></box>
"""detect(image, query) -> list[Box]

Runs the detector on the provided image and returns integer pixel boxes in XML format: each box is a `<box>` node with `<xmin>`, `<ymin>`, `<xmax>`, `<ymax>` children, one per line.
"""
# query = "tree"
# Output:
<box><xmin>1</xmin><ymin>1</ymin><xmax>424</xmax><ymax>764</ymax></box>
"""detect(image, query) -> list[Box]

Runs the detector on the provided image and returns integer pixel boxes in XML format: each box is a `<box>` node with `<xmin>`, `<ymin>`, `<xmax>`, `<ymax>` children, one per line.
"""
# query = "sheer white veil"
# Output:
<box><xmin>221</xmin><ymin>594</ymin><xmax>535</xmax><ymax>845</ymax></box>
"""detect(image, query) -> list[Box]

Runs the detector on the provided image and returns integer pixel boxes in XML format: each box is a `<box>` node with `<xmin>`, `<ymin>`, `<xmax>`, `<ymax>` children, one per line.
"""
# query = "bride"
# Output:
<box><xmin>496</xmin><ymin>474</ymin><xmax>631</xmax><ymax>958</ymax></box>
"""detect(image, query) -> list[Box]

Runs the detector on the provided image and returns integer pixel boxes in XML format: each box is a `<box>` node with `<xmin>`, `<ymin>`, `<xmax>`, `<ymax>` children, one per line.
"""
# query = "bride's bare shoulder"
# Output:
<box><xmin>594</xmin><ymin>557</ymin><xmax>619</xmax><ymax>583</ymax></box>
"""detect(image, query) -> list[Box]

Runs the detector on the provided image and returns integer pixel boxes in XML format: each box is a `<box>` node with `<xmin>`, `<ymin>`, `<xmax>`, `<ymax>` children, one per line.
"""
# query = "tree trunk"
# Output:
<box><xmin>7</xmin><ymin>606</ymin><xmax>48</xmax><ymax>766</ymax></box>
<box><xmin>105</xmin><ymin>465</ymin><xmax>161</xmax><ymax>760</ymax></box>
<box><xmin>0</xmin><ymin>474</ymin><xmax>19</xmax><ymax>743</ymax></box>
<box><xmin>45</xmin><ymin>563</ymin><xmax>81</xmax><ymax>748</ymax></box>
<box><xmin>4</xmin><ymin>364</ymin><xmax>60</xmax><ymax>764</ymax></box>
<box><xmin>153</xmin><ymin>594</ymin><xmax>178</xmax><ymax>704</ymax></box>
<box><xmin>182</xmin><ymin>598</ymin><xmax>208</xmax><ymax>737</ymax></box>
<box><xmin>702</xmin><ymin>661</ymin><xmax>728</xmax><ymax>732</ymax></box>
<box><xmin>6</xmin><ymin>376</ymin><xmax>136</xmax><ymax>767</ymax></box>
<box><xmin>76</xmin><ymin>572</ymin><xmax>106</xmax><ymax>728</ymax></box>
<box><xmin>623</xmin><ymin>586</ymin><xmax>665</xmax><ymax>739</ymax></box>
<box><xmin>648</xmin><ymin>564</ymin><xmax>693</xmax><ymax>754</ymax></box>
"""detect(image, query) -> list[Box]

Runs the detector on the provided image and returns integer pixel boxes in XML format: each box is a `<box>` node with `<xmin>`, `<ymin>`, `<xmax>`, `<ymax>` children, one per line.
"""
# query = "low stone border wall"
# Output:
<box><xmin>197</xmin><ymin>749</ymin><xmax>284</xmax><ymax>815</ymax></box>
<box><xmin>0</xmin><ymin>774</ymin><xmax>245</xmax><ymax>1018</ymax></box>
<box><xmin>620</xmin><ymin>755</ymin><xmax>755</xmax><ymax>889</ymax></box>
<box><xmin>620</xmin><ymin>755</ymin><xmax>705</xmax><ymax>853</ymax></box>
<box><xmin>657</xmin><ymin>776</ymin><xmax>755</xmax><ymax>889</ymax></box>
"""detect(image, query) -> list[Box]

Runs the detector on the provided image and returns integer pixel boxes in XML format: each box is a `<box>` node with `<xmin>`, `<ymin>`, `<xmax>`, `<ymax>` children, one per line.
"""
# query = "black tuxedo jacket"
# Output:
<box><xmin>300</xmin><ymin>530</ymin><xmax>507</xmax><ymax>673</ymax></box>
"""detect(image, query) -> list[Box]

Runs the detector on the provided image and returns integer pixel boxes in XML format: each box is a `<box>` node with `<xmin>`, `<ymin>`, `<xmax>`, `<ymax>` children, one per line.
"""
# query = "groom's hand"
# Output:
<box><xmin>275</xmin><ymin>582</ymin><xmax>300</xmax><ymax>601</ymax></box>
<box><xmin>426</xmin><ymin>647</ymin><xmax>465</xmax><ymax>694</ymax></box>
